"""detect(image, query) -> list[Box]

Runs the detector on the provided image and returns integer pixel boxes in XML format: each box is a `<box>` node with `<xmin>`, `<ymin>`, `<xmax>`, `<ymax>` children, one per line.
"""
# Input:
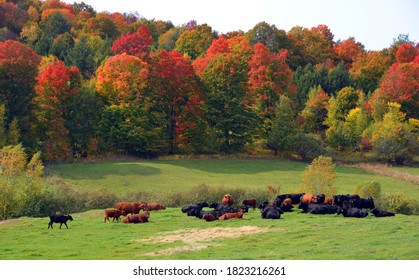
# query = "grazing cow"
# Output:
<box><xmin>219</xmin><ymin>209</ymin><xmax>244</xmax><ymax>220</ymax></box>
<box><xmin>202</xmin><ymin>213</ymin><xmax>216</xmax><ymax>222</ymax></box>
<box><xmin>104</xmin><ymin>209</ymin><xmax>126</xmax><ymax>223</ymax></box>
<box><xmin>351</xmin><ymin>197</ymin><xmax>375</xmax><ymax>209</ymax></box>
<box><xmin>332</xmin><ymin>194</ymin><xmax>360</xmax><ymax>207</ymax></box>
<box><xmin>300</xmin><ymin>194</ymin><xmax>317</xmax><ymax>204</ymax></box>
<box><xmin>123</xmin><ymin>212</ymin><xmax>150</xmax><ymax>224</ymax></box>
<box><xmin>261</xmin><ymin>205</ymin><xmax>284</xmax><ymax>219</ymax></box>
<box><xmin>242</xmin><ymin>198</ymin><xmax>257</xmax><ymax>210</ymax></box>
<box><xmin>114</xmin><ymin>202</ymin><xmax>142</xmax><ymax>215</ymax></box>
<box><xmin>140</xmin><ymin>202</ymin><xmax>166</xmax><ymax>211</ymax></box>
<box><xmin>48</xmin><ymin>214</ymin><xmax>73</xmax><ymax>229</ymax></box>
<box><xmin>337</xmin><ymin>207</ymin><xmax>368</xmax><ymax>218</ymax></box>
<box><xmin>222</xmin><ymin>194</ymin><xmax>235</xmax><ymax>206</ymax></box>
<box><xmin>371</xmin><ymin>208</ymin><xmax>395</xmax><ymax>217</ymax></box>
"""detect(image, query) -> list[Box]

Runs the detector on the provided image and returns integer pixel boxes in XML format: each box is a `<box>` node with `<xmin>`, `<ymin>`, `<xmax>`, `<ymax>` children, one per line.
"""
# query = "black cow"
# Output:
<box><xmin>333</xmin><ymin>194</ymin><xmax>360</xmax><ymax>207</ymax></box>
<box><xmin>337</xmin><ymin>207</ymin><xmax>368</xmax><ymax>218</ymax></box>
<box><xmin>48</xmin><ymin>214</ymin><xmax>73</xmax><ymax>229</ymax></box>
<box><xmin>298</xmin><ymin>202</ymin><xmax>317</xmax><ymax>213</ymax></box>
<box><xmin>307</xmin><ymin>204</ymin><xmax>340</xmax><ymax>214</ymax></box>
<box><xmin>261</xmin><ymin>205</ymin><xmax>284</xmax><ymax>219</ymax></box>
<box><xmin>181</xmin><ymin>202</ymin><xmax>209</xmax><ymax>213</ymax></box>
<box><xmin>277</xmin><ymin>193</ymin><xmax>305</xmax><ymax>204</ymax></box>
<box><xmin>371</xmin><ymin>208</ymin><xmax>395</xmax><ymax>217</ymax></box>
<box><xmin>315</xmin><ymin>194</ymin><xmax>326</xmax><ymax>204</ymax></box>
<box><xmin>351</xmin><ymin>197</ymin><xmax>375</xmax><ymax>209</ymax></box>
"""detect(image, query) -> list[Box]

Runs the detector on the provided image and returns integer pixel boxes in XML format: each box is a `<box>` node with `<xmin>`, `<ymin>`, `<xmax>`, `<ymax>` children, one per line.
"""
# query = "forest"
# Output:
<box><xmin>1</xmin><ymin>0</ymin><xmax>418</xmax><ymax>164</ymax></box>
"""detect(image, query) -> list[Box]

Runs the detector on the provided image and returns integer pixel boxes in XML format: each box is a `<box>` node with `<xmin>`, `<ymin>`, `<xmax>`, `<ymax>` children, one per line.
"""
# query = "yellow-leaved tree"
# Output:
<box><xmin>0</xmin><ymin>144</ymin><xmax>44</xmax><ymax>219</ymax></box>
<box><xmin>298</xmin><ymin>156</ymin><xmax>337</xmax><ymax>196</ymax></box>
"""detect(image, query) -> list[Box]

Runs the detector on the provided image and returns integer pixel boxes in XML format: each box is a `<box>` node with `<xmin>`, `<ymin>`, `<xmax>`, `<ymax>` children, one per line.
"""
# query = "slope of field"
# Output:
<box><xmin>0</xmin><ymin>208</ymin><xmax>418</xmax><ymax>260</ymax></box>
<box><xmin>46</xmin><ymin>159</ymin><xmax>419</xmax><ymax>197</ymax></box>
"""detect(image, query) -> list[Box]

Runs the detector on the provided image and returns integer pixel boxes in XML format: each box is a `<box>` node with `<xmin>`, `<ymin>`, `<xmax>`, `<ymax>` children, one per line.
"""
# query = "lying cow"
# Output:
<box><xmin>337</xmin><ymin>207</ymin><xmax>368</xmax><ymax>218</ymax></box>
<box><xmin>140</xmin><ymin>202</ymin><xmax>166</xmax><ymax>211</ymax></box>
<box><xmin>276</xmin><ymin>193</ymin><xmax>305</xmax><ymax>204</ymax></box>
<box><xmin>261</xmin><ymin>205</ymin><xmax>284</xmax><ymax>219</ymax></box>
<box><xmin>242</xmin><ymin>198</ymin><xmax>257</xmax><ymax>209</ymax></box>
<box><xmin>219</xmin><ymin>209</ymin><xmax>245</xmax><ymax>220</ymax></box>
<box><xmin>202</xmin><ymin>213</ymin><xmax>216</xmax><ymax>222</ymax></box>
<box><xmin>104</xmin><ymin>209</ymin><xmax>126</xmax><ymax>223</ymax></box>
<box><xmin>306</xmin><ymin>204</ymin><xmax>339</xmax><ymax>214</ymax></box>
<box><xmin>351</xmin><ymin>197</ymin><xmax>375</xmax><ymax>209</ymax></box>
<box><xmin>371</xmin><ymin>208</ymin><xmax>395</xmax><ymax>217</ymax></box>
<box><xmin>48</xmin><ymin>214</ymin><xmax>73</xmax><ymax>229</ymax></box>
<box><xmin>222</xmin><ymin>194</ymin><xmax>235</xmax><ymax>206</ymax></box>
<box><xmin>123</xmin><ymin>212</ymin><xmax>150</xmax><ymax>224</ymax></box>
<box><xmin>332</xmin><ymin>194</ymin><xmax>360</xmax><ymax>207</ymax></box>
<box><xmin>181</xmin><ymin>202</ymin><xmax>209</xmax><ymax>213</ymax></box>
<box><xmin>300</xmin><ymin>193</ymin><xmax>317</xmax><ymax>204</ymax></box>
<box><xmin>114</xmin><ymin>202</ymin><xmax>142</xmax><ymax>214</ymax></box>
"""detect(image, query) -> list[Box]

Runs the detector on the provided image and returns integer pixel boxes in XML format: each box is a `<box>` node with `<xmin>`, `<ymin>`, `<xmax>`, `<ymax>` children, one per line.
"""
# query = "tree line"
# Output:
<box><xmin>0</xmin><ymin>0</ymin><xmax>418</xmax><ymax>164</ymax></box>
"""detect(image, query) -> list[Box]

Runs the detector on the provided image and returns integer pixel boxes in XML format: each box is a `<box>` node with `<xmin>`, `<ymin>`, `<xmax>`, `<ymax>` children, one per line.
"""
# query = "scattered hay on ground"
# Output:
<box><xmin>136</xmin><ymin>226</ymin><xmax>268</xmax><ymax>256</ymax></box>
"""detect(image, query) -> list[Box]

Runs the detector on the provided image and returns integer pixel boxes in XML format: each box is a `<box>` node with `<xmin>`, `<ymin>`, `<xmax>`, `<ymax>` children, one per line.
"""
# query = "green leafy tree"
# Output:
<box><xmin>7</xmin><ymin>118</ymin><xmax>20</xmax><ymax>146</ymax></box>
<box><xmin>203</xmin><ymin>53</ymin><xmax>257</xmax><ymax>153</ymax></box>
<box><xmin>175</xmin><ymin>23</ymin><xmax>215</xmax><ymax>60</ymax></box>
<box><xmin>267</xmin><ymin>95</ymin><xmax>294</xmax><ymax>157</ymax></box>
<box><xmin>0</xmin><ymin>104</ymin><xmax>5</xmax><ymax>148</ymax></box>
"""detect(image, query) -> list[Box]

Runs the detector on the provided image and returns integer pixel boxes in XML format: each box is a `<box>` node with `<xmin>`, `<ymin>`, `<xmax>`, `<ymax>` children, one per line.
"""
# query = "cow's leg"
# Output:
<box><xmin>64</xmin><ymin>222</ymin><xmax>68</xmax><ymax>229</ymax></box>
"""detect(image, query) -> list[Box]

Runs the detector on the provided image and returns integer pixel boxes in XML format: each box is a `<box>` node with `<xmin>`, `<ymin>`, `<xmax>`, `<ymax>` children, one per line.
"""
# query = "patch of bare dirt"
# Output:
<box><xmin>136</xmin><ymin>226</ymin><xmax>268</xmax><ymax>256</ymax></box>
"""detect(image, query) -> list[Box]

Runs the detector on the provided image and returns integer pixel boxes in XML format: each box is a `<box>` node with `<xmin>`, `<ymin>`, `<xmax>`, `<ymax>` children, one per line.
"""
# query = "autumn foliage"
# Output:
<box><xmin>0</xmin><ymin>0</ymin><xmax>417</xmax><ymax>163</ymax></box>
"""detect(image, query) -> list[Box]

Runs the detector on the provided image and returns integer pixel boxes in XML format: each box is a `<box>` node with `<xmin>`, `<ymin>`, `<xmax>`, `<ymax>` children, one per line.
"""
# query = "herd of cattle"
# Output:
<box><xmin>47</xmin><ymin>192</ymin><xmax>395</xmax><ymax>229</ymax></box>
<box><xmin>181</xmin><ymin>193</ymin><xmax>395</xmax><ymax>221</ymax></box>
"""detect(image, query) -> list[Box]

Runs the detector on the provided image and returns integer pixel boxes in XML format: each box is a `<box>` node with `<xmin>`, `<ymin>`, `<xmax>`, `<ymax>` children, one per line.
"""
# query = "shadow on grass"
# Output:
<box><xmin>48</xmin><ymin>162</ymin><xmax>161</xmax><ymax>180</ymax></box>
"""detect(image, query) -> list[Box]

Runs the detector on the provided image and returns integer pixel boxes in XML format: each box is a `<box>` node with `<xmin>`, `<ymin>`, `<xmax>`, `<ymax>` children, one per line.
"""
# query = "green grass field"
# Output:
<box><xmin>1</xmin><ymin>159</ymin><xmax>418</xmax><ymax>260</ymax></box>
<box><xmin>46</xmin><ymin>159</ymin><xmax>419</xmax><ymax>197</ymax></box>
<box><xmin>1</xmin><ymin>208</ymin><xmax>418</xmax><ymax>260</ymax></box>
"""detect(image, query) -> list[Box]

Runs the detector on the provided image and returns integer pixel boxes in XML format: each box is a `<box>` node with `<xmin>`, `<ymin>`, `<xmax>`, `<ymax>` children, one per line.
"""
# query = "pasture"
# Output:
<box><xmin>1</xmin><ymin>159</ymin><xmax>418</xmax><ymax>260</ymax></box>
<box><xmin>46</xmin><ymin>159</ymin><xmax>419</xmax><ymax>197</ymax></box>
<box><xmin>0</xmin><ymin>208</ymin><xmax>418</xmax><ymax>260</ymax></box>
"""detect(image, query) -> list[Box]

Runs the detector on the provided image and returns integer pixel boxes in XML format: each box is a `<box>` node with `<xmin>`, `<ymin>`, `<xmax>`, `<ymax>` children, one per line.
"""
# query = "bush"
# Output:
<box><xmin>353</xmin><ymin>181</ymin><xmax>382</xmax><ymax>198</ymax></box>
<box><xmin>377</xmin><ymin>191</ymin><xmax>418</xmax><ymax>215</ymax></box>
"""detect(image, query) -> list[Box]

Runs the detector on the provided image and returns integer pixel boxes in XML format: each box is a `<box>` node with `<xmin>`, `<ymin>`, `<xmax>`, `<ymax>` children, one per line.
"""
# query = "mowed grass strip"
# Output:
<box><xmin>46</xmin><ymin>159</ymin><xmax>419</xmax><ymax>197</ymax></box>
<box><xmin>0</xmin><ymin>208</ymin><xmax>418</xmax><ymax>260</ymax></box>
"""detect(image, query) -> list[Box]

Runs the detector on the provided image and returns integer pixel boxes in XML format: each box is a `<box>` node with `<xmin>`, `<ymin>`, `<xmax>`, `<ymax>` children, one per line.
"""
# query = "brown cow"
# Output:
<box><xmin>300</xmin><ymin>194</ymin><xmax>317</xmax><ymax>204</ymax></box>
<box><xmin>282</xmin><ymin>198</ymin><xmax>293</xmax><ymax>206</ymax></box>
<box><xmin>114</xmin><ymin>202</ymin><xmax>142</xmax><ymax>214</ymax></box>
<box><xmin>222</xmin><ymin>194</ymin><xmax>234</xmax><ymax>206</ymax></box>
<box><xmin>242</xmin><ymin>198</ymin><xmax>257</xmax><ymax>209</ymax></box>
<box><xmin>219</xmin><ymin>209</ymin><xmax>244</xmax><ymax>221</ymax></box>
<box><xmin>104</xmin><ymin>209</ymin><xmax>126</xmax><ymax>223</ymax></box>
<box><xmin>140</xmin><ymin>202</ymin><xmax>166</xmax><ymax>211</ymax></box>
<box><xmin>324</xmin><ymin>196</ymin><xmax>333</xmax><ymax>205</ymax></box>
<box><xmin>202</xmin><ymin>213</ymin><xmax>216</xmax><ymax>222</ymax></box>
<box><xmin>123</xmin><ymin>212</ymin><xmax>150</xmax><ymax>224</ymax></box>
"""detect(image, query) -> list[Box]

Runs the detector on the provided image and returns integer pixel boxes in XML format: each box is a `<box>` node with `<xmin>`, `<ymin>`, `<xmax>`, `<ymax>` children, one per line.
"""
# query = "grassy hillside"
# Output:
<box><xmin>45</xmin><ymin>159</ymin><xmax>419</xmax><ymax>197</ymax></box>
<box><xmin>0</xmin><ymin>208</ymin><xmax>418</xmax><ymax>260</ymax></box>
